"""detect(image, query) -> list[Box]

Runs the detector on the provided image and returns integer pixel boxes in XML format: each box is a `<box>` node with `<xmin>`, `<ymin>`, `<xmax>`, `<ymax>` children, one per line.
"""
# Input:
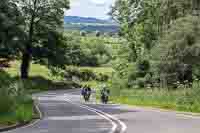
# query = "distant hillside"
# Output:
<box><xmin>64</xmin><ymin>16</ymin><xmax>119</xmax><ymax>33</ymax></box>
<box><xmin>64</xmin><ymin>16</ymin><xmax>113</xmax><ymax>24</ymax></box>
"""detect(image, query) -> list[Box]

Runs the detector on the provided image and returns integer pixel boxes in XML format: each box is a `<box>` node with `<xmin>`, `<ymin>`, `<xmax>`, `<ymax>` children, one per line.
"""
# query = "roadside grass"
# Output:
<box><xmin>110</xmin><ymin>81</ymin><xmax>200</xmax><ymax>113</ymax></box>
<box><xmin>0</xmin><ymin>102</ymin><xmax>34</xmax><ymax>125</ymax></box>
<box><xmin>111</xmin><ymin>89</ymin><xmax>177</xmax><ymax>110</ymax></box>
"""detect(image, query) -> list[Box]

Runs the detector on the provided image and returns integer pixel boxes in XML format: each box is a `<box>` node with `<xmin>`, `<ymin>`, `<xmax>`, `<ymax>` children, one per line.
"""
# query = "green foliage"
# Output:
<box><xmin>80</xmin><ymin>36</ymin><xmax>112</xmax><ymax>66</ymax></box>
<box><xmin>0</xmin><ymin>75</ymin><xmax>34</xmax><ymax>123</ymax></box>
<box><xmin>15</xmin><ymin>103</ymin><xmax>33</xmax><ymax>123</ymax></box>
<box><xmin>80</xmin><ymin>31</ymin><xmax>87</xmax><ymax>37</ymax></box>
<box><xmin>111</xmin><ymin>0</ymin><xmax>200</xmax><ymax>88</ymax></box>
<box><xmin>65</xmin><ymin>67</ymin><xmax>110</xmax><ymax>82</ymax></box>
<box><xmin>153</xmin><ymin>15</ymin><xmax>200</xmax><ymax>86</ymax></box>
<box><xmin>0</xmin><ymin>0</ymin><xmax>24</xmax><ymax>58</ymax></box>
<box><xmin>95</xmin><ymin>31</ymin><xmax>101</xmax><ymax>37</ymax></box>
<box><xmin>1</xmin><ymin>0</ymin><xmax>70</xmax><ymax>78</ymax></box>
<box><xmin>0</xmin><ymin>86</ymin><xmax>15</xmax><ymax>113</ymax></box>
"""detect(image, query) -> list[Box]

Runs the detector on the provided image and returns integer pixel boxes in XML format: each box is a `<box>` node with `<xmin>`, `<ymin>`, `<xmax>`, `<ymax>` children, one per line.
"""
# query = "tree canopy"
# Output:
<box><xmin>111</xmin><ymin>0</ymin><xmax>200</xmax><ymax>88</ymax></box>
<box><xmin>0</xmin><ymin>0</ymin><xmax>70</xmax><ymax>79</ymax></box>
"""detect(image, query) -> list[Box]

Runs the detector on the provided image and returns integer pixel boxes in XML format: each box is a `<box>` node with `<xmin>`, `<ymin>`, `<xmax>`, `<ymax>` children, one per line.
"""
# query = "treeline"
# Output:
<box><xmin>64</xmin><ymin>23</ymin><xmax>119</xmax><ymax>33</ymax></box>
<box><xmin>110</xmin><ymin>0</ymin><xmax>200</xmax><ymax>89</ymax></box>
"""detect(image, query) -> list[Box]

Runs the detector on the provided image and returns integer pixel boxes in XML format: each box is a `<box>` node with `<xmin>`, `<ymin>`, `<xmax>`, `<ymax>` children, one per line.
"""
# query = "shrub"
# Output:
<box><xmin>0</xmin><ymin>85</ymin><xmax>15</xmax><ymax>113</ymax></box>
<box><xmin>110</xmin><ymin>73</ymin><xmax>127</xmax><ymax>96</ymax></box>
<box><xmin>176</xmin><ymin>81</ymin><xmax>200</xmax><ymax>112</ymax></box>
<box><xmin>136</xmin><ymin>59</ymin><xmax>150</xmax><ymax>78</ymax></box>
<box><xmin>0</xmin><ymin>71</ymin><xmax>16</xmax><ymax>113</ymax></box>
<box><xmin>15</xmin><ymin>104</ymin><xmax>33</xmax><ymax>123</ymax></box>
<box><xmin>96</xmin><ymin>73</ymin><xmax>109</xmax><ymax>81</ymax></box>
<box><xmin>80</xmin><ymin>69</ymin><xmax>96</xmax><ymax>81</ymax></box>
<box><xmin>135</xmin><ymin>78</ymin><xmax>146</xmax><ymax>88</ymax></box>
<box><xmin>0</xmin><ymin>79</ymin><xmax>33</xmax><ymax>114</ymax></box>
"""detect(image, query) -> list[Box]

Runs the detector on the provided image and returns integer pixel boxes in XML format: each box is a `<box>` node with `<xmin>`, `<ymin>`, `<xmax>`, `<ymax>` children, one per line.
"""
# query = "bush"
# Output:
<box><xmin>96</xmin><ymin>73</ymin><xmax>109</xmax><ymax>81</ymax></box>
<box><xmin>0</xmin><ymin>71</ymin><xmax>16</xmax><ymax>113</ymax></box>
<box><xmin>80</xmin><ymin>69</ymin><xmax>96</xmax><ymax>81</ymax></box>
<box><xmin>176</xmin><ymin>81</ymin><xmax>200</xmax><ymax>112</ymax></box>
<box><xmin>64</xmin><ymin>67</ymin><xmax>81</xmax><ymax>80</ymax></box>
<box><xmin>136</xmin><ymin>59</ymin><xmax>150</xmax><ymax>78</ymax></box>
<box><xmin>65</xmin><ymin>67</ymin><xmax>110</xmax><ymax>82</ymax></box>
<box><xmin>0</xmin><ymin>78</ymin><xmax>33</xmax><ymax>114</ymax></box>
<box><xmin>0</xmin><ymin>85</ymin><xmax>15</xmax><ymax>113</ymax></box>
<box><xmin>15</xmin><ymin>104</ymin><xmax>33</xmax><ymax>123</ymax></box>
<box><xmin>135</xmin><ymin>78</ymin><xmax>146</xmax><ymax>88</ymax></box>
<box><xmin>110</xmin><ymin>73</ymin><xmax>127</xmax><ymax>96</ymax></box>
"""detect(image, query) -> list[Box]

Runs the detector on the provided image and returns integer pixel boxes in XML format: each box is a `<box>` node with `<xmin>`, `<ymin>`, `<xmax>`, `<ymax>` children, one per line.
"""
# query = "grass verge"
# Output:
<box><xmin>0</xmin><ymin>102</ymin><xmax>34</xmax><ymax>126</ymax></box>
<box><xmin>110</xmin><ymin>83</ymin><xmax>200</xmax><ymax>113</ymax></box>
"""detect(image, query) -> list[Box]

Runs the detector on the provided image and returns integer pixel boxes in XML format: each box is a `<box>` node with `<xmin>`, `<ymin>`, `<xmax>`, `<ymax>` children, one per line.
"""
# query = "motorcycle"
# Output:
<box><xmin>101</xmin><ymin>92</ymin><xmax>109</xmax><ymax>104</ymax></box>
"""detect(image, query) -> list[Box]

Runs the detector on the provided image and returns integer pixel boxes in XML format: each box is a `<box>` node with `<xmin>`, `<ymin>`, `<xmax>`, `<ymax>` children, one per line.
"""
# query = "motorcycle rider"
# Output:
<box><xmin>81</xmin><ymin>85</ymin><xmax>87</xmax><ymax>101</ymax></box>
<box><xmin>101</xmin><ymin>85</ymin><xmax>110</xmax><ymax>104</ymax></box>
<box><xmin>81</xmin><ymin>85</ymin><xmax>92</xmax><ymax>102</ymax></box>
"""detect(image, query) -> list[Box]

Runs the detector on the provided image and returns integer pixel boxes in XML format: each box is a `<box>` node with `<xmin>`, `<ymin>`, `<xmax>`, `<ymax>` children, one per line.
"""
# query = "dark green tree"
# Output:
<box><xmin>0</xmin><ymin>0</ymin><xmax>24</xmax><ymax>59</ymax></box>
<box><xmin>13</xmin><ymin>0</ymin><xmax>70</xmax><ymax>79</ymax></box>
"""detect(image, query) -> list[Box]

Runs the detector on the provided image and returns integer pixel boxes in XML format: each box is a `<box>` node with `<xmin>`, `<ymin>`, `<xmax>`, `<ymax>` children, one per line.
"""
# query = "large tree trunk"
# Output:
<box><xmin>20</xmin><ymin>45</ymin><xmax>31</xmax><ymax>79</ymax></box>
<box><xmin>20</xmin><ymin>1</ymin><xmax>36</xmax><ymax>79</ymax></box>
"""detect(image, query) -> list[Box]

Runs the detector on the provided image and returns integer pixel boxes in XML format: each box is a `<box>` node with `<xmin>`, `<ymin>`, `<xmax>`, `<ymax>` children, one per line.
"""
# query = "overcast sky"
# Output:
<box><xmin>65</xmin><ymin>0</ymin><xmax>116</xmax><ymax>19</ymax></box>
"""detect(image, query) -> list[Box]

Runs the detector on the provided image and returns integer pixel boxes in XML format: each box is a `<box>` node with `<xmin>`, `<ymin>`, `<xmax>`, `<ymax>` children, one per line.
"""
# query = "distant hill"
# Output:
<box><xmin>64</xmin><ymin>16</ymin><xmax>119</xmax><ymax>33</ymax></box>
<box><xmin>64</xmin><ymin>16</ymin><xmax>114</xmax><ymax>24</ymax></box>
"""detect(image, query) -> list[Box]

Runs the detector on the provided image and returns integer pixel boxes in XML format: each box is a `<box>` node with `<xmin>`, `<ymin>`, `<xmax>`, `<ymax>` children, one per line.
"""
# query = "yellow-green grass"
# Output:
<box><xmin>110</xmin><ymin>85</ymin><xmax>200</xmax><ymax>113</ymax></box>
<box><xmin>111</xmin><ymin>89</ymin><xmax>177</xmax><ymax>110</ymax></box>
<box><xmin>5</xmin><ymin>61</ymin><xmax>51</xmax><ymax>79</ymax></box>
<box><xmin>7</xmin><ymin>61</ymin><xmax>79</xmax><ymax>91</ymax></box>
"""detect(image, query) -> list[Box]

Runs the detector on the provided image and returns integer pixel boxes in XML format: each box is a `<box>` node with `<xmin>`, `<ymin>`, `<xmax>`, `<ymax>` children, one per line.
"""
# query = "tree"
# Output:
<box><xmin>154</xmin><ymin>16</ymin><xmax>200</xmax><ymax>85</ymax></box>
<box><xmin>111</xmin><ymin>0</ymin><xmax>161</xmax><ymax>61</ymax></box>
<box><xmin>13</xmin><ymin>0</ymin><xmax>70</xmax><ymax>79</ymax></box>
<box><xmin>95</xmin><ymin>31</ymin><xmax>101</xmax><ymax>37</ymax></box>
<box><xmin>80</xmin><ymin>31</ymin><xmax>87</xmax><ymax>37</ymax></box>
<box><xmin>110</xmin><ymin>0</ymin><xmax>197</xmax><ymax>88</ymax></box>
<box><xmin>0</xmin><ymin>0</ymin><xmax>24</xmax><ymax>59</ymax></box>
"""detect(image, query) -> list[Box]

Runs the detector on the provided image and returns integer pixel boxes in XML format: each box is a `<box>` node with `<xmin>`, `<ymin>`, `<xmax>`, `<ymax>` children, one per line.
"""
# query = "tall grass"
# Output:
<box><xmin>110</xmin><ymin>80</ymin><xmax>200</xmax><ymax>113</ymax></box>
<box><xmin>0</xmin><ymin>73</ymin><xmax>34</xmax><ymax>124</ymax></box>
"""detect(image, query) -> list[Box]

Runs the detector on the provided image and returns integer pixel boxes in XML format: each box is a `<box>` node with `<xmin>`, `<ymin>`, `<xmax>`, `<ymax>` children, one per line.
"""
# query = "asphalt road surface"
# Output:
<box><xmin>4</xmin><ymin>89</ymin><xmax>200</xmax><ymax>133</ymax></box>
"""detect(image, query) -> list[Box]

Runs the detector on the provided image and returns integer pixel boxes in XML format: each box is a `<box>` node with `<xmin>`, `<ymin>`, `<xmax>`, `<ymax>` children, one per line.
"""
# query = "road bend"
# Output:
<box><xmin>4</xmin><ymin>89</ymin><xmax>200</xmax><ymax>133</ymax></box>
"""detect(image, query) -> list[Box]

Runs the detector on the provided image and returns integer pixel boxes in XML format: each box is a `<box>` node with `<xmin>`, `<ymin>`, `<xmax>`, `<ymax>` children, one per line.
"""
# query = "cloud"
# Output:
<box><xmin>65</xmin><ymin>0</ymin><xmax>116</xmax><ymax>19</ymax></box>
<box><xmin>90</xmin><ymin>0</ymin><xmax>107</xmax><ymax>5</ymax></box>
<box><xmin>70</xmin><ymin>0</ymin><xmax>81</xmax><ymax>7</ymax></box>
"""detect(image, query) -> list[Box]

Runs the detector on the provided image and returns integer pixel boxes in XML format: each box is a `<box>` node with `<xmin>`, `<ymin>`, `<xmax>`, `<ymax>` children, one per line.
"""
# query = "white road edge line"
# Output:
<box><xmin>65</xmin><ymin>98</ymin><xmax>127</xmax><ymax>133</ymax></box>
<box><xmin>65</xmin><ymin>98</ymin><xmax>117</xmax><ymax>133</ymax></box>
<box><xmin>81</xmin><ymin>104</ymin><xmax>127</xmax><ymax>133</ymax></box>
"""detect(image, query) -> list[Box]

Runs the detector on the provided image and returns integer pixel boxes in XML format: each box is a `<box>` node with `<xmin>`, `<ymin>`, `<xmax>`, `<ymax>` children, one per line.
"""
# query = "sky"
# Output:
<box><xmin>65</xmin><ymin>0</ymin><xmax>116</xmax><ymax>19</ymax></box>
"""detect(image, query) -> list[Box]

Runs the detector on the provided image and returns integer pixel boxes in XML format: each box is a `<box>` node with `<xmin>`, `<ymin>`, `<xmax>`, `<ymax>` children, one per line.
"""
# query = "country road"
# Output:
<box><xmin>4</xmin><ymin>89</ymin><xmax>200</xmax><ymax>133</ymax></box>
